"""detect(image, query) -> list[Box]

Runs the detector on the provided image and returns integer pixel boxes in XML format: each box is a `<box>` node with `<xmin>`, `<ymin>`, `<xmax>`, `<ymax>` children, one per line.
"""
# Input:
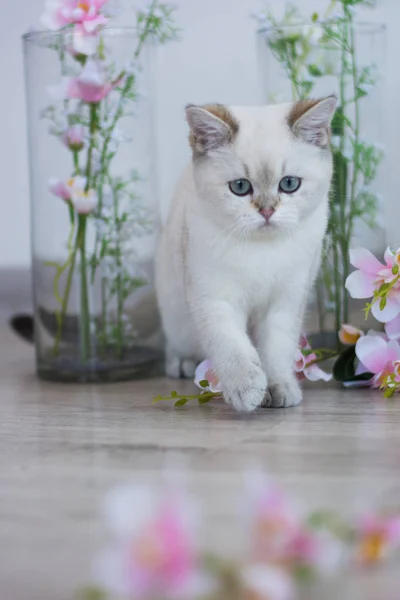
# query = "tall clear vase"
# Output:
<box><xmin>257</xmin><ymin>20</ymin><xmax>386</xmax><ymax>345</ymax></box>
<box><xmin>23</xmin><ymin>28</ymin><xmax>163</xmax><ymax>382</ymax></box>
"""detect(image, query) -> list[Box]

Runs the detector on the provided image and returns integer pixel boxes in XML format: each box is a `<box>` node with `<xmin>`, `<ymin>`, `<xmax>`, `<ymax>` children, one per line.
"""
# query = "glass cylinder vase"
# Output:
<box><xmin>23</xmin><ymin>28</ymin><xmax>163</xmax><ymax>382</ymax></box>
<box><xmin>257</xmin><ymin>20</ymin><xmax>386</xmax><ymax>345</ymax></box>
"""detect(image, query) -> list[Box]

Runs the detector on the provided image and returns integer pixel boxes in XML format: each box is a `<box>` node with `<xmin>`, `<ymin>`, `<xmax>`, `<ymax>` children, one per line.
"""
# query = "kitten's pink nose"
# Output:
<box><xmin>259</xmin><ymin>207</ymin><xmax>275</xmax><ymax>222</ymax></box>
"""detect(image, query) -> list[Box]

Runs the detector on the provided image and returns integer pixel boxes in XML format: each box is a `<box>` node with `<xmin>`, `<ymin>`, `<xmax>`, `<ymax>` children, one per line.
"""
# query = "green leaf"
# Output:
<box><xmin>380</xmin><ymin>297</ymin><xmax>387</xmax><ymax>311</ymax></box>
<box><xmin>199</xmin><ymin>379</ymin><xmax>209</xmax><ymax>388</ymax></box>
<box><xmin>308</xmin><ymin>64</ymin><xmax>323</xmax><ymax>77</ymax></box>
<box><xmin>384</xmin><ymin>387</ymin><xmax>395</xmax><ymax>399</ymax></box>
<box><xmin>311</xmin><ymin>12</ymin><xmax>319</xmax><ymax>22</ymax></box>
<box><xmin>171</xmin><ymin>391</ymin><xmax>178</xmax><ymax>398</ymax></box>
<box><xmin>174</xmin><ymin>398</ymin><xmax>189</xmax><ymax>407</ymax></box>
<box><xmin>78</xmin><ymin>586</ymin><xmax>107</xmax><ymax>600</ymax></box>
<box><xmin>198</xmin><ymin>395</ymin><xmax>214</xmax><ymax>405</ymax></box>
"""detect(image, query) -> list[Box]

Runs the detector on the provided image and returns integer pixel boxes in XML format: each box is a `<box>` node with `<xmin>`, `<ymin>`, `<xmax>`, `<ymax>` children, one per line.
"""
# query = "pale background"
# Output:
<box><xmin>0</xmin><ymin>0</ymin><xmax>396</xmax><ymax>267</ymax></box>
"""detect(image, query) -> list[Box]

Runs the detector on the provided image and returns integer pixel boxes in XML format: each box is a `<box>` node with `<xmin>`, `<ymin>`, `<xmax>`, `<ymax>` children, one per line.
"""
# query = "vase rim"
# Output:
<box><xmin>22</xmin><ymin>26</ymin><xmax>140</xmax><ymax>44</ymax></box>
<box><xmin>257</xmin><ymin>20</ymin><xmax>386</xmax><ymax>36</ymax></box>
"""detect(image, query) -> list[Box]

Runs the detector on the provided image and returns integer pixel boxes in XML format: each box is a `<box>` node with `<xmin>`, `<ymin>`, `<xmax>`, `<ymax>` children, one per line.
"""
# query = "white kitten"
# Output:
<box><xmin>155</xmin><ymin>97</ymin><xmax>337</xmax><ymax>412</ymax></box>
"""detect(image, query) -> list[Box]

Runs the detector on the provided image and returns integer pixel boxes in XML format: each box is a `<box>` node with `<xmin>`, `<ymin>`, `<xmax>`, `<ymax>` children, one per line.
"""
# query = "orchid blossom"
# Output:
<box><xmin>345</xmin><ymin>248</ymin><xmax>400</xmax><ymax>323</ymax></box>
<box><xmin>354</xmin><ymin>332</ymin><xmax>400</xmax><ymax>388</ymax></box>
<box><xmin>356</xmin><ymin>513</ymin><xmax>400</xmax><ymax>564</ymax></box>
<box><xmin>294</xmin><ymin>336</ymin><xmax>332</xmax><ymax>382</ymax></box>
<box><xmin>94</xmin><ymin>485</ymin><xmax>211</xmax><ymax>600</ymax></box>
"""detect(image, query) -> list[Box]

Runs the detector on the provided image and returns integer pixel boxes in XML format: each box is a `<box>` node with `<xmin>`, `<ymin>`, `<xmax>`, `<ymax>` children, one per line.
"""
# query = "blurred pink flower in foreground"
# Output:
<box><xmin>346</xmin><ymin>247</ymin><xmax>400</xmax><ymax>323</ymax></box>
<box><xmin>94</xmin><ymin>485</ymin><xmax>212</xmax><ymax>599</ymax></box>
<box><xmin>246</xmin><ymin>474</ymin><xmax>343</xmax><ymax>577</ymax></box>
<box><xmin>356</xmin><ymin>513</ymin><xmax>400</xmax><ymax>564</ymax></box>
<box><xmin>294</xmin><ymin>336</ymin><xmax>332</xmax><ymax>382</ymax></box>
<box><xmin>242</xmin><ymin>564</ymin><xmax>295</xmax><ymax>600</ymax></box>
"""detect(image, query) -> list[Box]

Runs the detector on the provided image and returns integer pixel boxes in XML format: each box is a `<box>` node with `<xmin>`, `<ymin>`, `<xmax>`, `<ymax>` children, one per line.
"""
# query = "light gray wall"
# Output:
<box><xmin>0</xmin><ymin>0</ymin><xmax>396</xmax><ymax>267</ymax></box>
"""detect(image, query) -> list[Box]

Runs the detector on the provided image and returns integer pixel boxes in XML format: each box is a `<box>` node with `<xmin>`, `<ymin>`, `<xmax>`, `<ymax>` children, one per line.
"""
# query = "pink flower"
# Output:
<box><xmin>194</xmin><ymin>359</ymin><xmax>222</xmax><ymax>393</ymax></box>
<box><xmin>62</xmin><ymin>124</ymin><xmax>85</xmax><ymax>151</ymax></box>
<box><xmin>294</xmin><ymin>336</ymin><xmax>332</xmax><ymax>382</ymax></box>
<box><xmin>49</xmin><ymin>177</ymin><xmax>98</xmax><ymax>213</ymax></box>
<box><xmin>385</xmin><ymin>313</ymin><xmax>400</xmax><ymax>341</ymax></box>
<box><xmin>41</xmin><ymin>1</ymin><xmax>110</xmax><ymax>54</ymax></box>
<box><xmin>354</xmin><ymin>332</ymin><xmax>400</xmax><ymax>388</ymax></box>
<box><xmin>66</xmin><ymin>60</ymin><xmax>120</xmax><ymax>103</ymax></box>
<box><xmin>41</xmin><ymin>1</ymin><xmax>108</xmax><ymax>31</ymax></box>
<box><xmin>346</xmin><ymin>247</ymin><xmax>400</xmax><ymax>323</ymax></box>
<box><xmin>356</xmin><ymin>513</ymin><xmax>400</xmax><ymax>564</ymax></box>
<box><xmin>49</xmin><ymin>178</ymin><xmax>71</xmax><ymax>201</ymax></box>
<box><xmin>94</xmin><ymin>485</ymin><xmax>212</xmax><ymax>599</ymax></box>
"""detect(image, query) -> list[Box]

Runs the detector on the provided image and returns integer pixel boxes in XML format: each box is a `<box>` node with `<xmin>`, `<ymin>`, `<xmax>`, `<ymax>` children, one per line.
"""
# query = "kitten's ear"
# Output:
<box><xmin>185</xmin><ymin>104</ymin><xmax>239</xmax><ymax>154</ymax></box>
<box><xmin>289</xmin><ymin>95</ymin><xmax>337</xmax><ymax>148</ymax></box>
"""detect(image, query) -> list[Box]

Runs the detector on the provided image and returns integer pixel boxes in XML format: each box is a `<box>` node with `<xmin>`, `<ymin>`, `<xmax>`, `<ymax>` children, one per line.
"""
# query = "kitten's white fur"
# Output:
<box><xmin>156</xmin><ymin>98</ymin><xmax>337</xmax><ymax>412</ymax></box>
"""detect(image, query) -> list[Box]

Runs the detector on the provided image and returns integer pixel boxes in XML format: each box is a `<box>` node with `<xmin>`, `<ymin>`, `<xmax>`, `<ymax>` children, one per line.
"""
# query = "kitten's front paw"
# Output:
<box><xmin>265</xmin><ymin>379</ymin><xmax>303</xmax><ymax>409</ymax></box>
<box><xmin>223</xmin><ymin>362</ymin><xmax>267</xmax><ymax>413</ymax></box>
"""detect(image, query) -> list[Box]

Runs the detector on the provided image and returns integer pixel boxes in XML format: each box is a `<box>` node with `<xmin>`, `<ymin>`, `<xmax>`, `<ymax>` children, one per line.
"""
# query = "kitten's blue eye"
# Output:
<box><xmin>229</xmin><ymin>179</ymin><xmax>253</xmax><ymax>196</ymax></box>
<box><xmin>279</xmin><ymin>176</ymin><xmax>301</xmax><ymax>194</ymax></box>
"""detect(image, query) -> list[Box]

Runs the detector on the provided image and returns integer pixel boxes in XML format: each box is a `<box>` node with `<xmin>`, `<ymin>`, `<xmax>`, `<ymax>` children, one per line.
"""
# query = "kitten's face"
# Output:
<box><xmin>187</xmin><ymin>99</ymin><xmax>336</xmax><ymax>237</ymax></box>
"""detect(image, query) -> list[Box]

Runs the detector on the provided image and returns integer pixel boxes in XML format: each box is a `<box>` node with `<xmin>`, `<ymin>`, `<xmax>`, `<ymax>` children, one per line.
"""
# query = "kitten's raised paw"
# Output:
<box><xmin>224</xmin><ymin>364</ymin><xmax>267</xmax><ymax>413</ymax></box>
<box><xmin>265</xmin><ymin>380</ymin><xmax>303</xmax><ymax>408</ymax></box>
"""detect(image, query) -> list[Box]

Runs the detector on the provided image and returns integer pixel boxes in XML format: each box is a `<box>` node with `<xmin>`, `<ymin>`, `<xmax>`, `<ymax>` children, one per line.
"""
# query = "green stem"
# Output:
<box><xmin>316</xmin><ymin>276</ymin><xmax>326</xmax><ymax>333</ymax></box>
<box><xmin>85</xmin><ymin>104</ymin><xmax>98</xmax><ymax>191</ymax></box>
<box><xmin>332</xmin><ymin>240</ymin><xmax>342</xmax><ymax>347</ymax></box>
<box><xmin>337</xmin><ymin>19</ymin><xmax>349</xmax><ymax>325</ymax></box>
<box><xmin>73</xmin><ymin>151</ymin><xmax>79</xmax><ymax>175</ymax></box>
<box><xmin>347</xmin><ymin>17</ymin><xmax>361</xmax><ymax>248</ymax></box>
<box><xmin>53</xmin><ymin>218</ymin><xmax>82</xmax><ymax>357</ymax></box>
<box><xmin>100</xmin><ymin>276</ymin><xmax>107</xmax><ymax>357</ymax></box>
<box><xmin>78</xmin><ymin>215</ymin><xmax>91</xmax><ymax>362</ymax></box>
<box><xmin>110</xmin><ymin>181</ymin><xmax>124</xmax><ymax>359</ymax></box>
<box><xmin>91</xmin><ymin>2</ymin><xmax>158</xmax><ymax>280</ymax></box>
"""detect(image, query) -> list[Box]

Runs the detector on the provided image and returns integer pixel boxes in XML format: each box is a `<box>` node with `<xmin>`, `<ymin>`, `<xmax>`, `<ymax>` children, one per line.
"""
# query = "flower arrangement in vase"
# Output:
<box><xmin>24</xmin><ymin>0</ymin><xmax>179</xmax><ymax>381</ymax></box>
<box><xmin>254</xmin><ymin>0</ymin><xmax>385</xmax><ymax>346</ymax></box>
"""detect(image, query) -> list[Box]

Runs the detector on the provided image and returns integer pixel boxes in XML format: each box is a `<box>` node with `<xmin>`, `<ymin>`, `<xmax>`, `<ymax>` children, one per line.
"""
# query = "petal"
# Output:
<box><xmin>103</xmin><ymin>484</ymin><xmax>155</xmax><ymax>538</ymax></box>
<box><xmin>371</xmin><ymin>296</ymin><xmax>400</xmax><ymax>323</ymax></box>
<box><xmin>355</xmin><ymin>335</ymin><xmax>387</xmax><ymax>374</ymax></box>
<box><xmin>339</xmin><ymin>324</ymin><xmax>364</xmax><ymax>345</ymax></box>
<box><xmin>73</xmin><ymin>28</ymin><xmax>99</xmax><ymax>55</ymax></box>
<box><xmin>385</xmin><ymin>247</ymin><xmax>395</xmax><ymax>268</ymax></box>
<box><xmin>385</xmin><ymin>314</ymin><xmax>400</xmax><ymax>340</ymax></box>
<box><xmin>386</xmin><ymin>340</ymin><xmax>400</xmax><ymax>364</ymax></box>
<box><xmin>242</xmin><ymin>565</ymin><xmax>295</xmax><ymax>600</ymax></box>
<box><xmin>345</xmin><ymin>270</ymin><xmax>376</xmax><ymax>299</ymax></box>
<box><xmin>304</xmin><ymin>364</ymin><xmax>332</xmax><ymax>382</ymax></box>
<box><xmin>349</xmin><ymin>248</ymin><xmax>383</xmax><ymax>274</ymax></box>
<box><xmin>194</xmin><ymin>358</ymin><xmax>213</xmax><ymax>391</ymax></box>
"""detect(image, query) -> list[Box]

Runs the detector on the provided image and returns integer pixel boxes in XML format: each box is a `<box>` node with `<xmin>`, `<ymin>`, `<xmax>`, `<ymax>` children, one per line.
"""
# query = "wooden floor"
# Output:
<box><xmin>1</xmin><ymin>326</ymin><xmax>400</xmax><ymax>600</ymax></box>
